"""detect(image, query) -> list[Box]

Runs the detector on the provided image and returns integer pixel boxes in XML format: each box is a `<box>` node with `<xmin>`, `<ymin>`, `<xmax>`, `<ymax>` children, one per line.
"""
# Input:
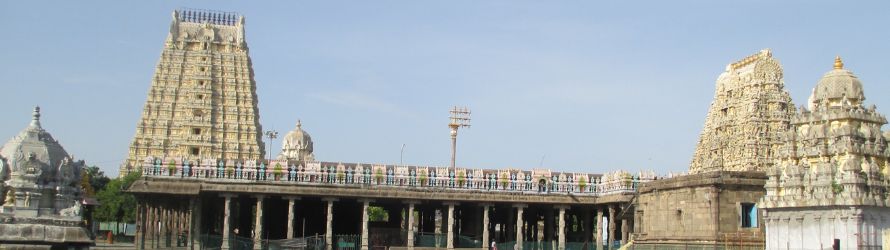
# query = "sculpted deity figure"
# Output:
<box><xmin>3</xmin><ymin>189</ymin><xmax>14</xmax><ymax>206</ymax></box>
<box><xmin>60</xmin><ymin>201</ymin><xmax>83</xmax><ymax>217</ymax></box>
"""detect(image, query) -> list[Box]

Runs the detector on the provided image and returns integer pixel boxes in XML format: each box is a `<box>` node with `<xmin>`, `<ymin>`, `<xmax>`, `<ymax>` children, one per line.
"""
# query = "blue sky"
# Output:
<box><xmin>1</xmin><ymin>1</ymin><xmax>888</xmax><ymax>177</ymax></box>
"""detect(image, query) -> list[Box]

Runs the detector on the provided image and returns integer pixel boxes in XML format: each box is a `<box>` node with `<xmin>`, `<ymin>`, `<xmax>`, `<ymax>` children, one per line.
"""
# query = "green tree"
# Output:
<box><xmin>83</xmin><ymin>165</ymin><xmax>111</xmax><ymax>194</ymax></box>
<box><xmin>95</xmin><ymin>172</ymin><xmax>141</xmax><ymax>223</ymax></box>
<box><xmin>368</xmin><ymin>206</ymin><xmax>389</xmax><ymax>222</ymax></box>
<box><xmin>80</xmin><ymin>174</ymin><xmax>95</xmax><ymax>197</ymax></box>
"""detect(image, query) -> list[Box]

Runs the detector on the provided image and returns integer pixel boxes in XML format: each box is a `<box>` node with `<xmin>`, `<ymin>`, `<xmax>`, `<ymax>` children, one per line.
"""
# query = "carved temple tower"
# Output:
<box><xmin>689</xmin><ymin>49</ymin><xmax>795</xmax><ymax>174</ymax></box>
<box><xmin>120</xmin><ymin>9</ymin><xmax>265</xmax><ymax>176</ymax></box>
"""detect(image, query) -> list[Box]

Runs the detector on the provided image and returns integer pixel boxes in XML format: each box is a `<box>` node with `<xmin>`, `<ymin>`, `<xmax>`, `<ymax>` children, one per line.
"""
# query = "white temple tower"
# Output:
<box><xmin>689</xmin><ymin>49</ymin><xmax>796</xmax><ymax>173</ymax></box>
<box><xmin>121</xmin><ymin>9</ymin><xmax>265</xmax><ymax>176</ymax></box>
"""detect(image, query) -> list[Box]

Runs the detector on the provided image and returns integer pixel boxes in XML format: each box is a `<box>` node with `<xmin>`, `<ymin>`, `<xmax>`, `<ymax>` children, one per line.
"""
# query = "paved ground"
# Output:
<box><xmin>92</xmin><ymin>242</ymin><xmax>135</xmax><ymax>249</ymax></box>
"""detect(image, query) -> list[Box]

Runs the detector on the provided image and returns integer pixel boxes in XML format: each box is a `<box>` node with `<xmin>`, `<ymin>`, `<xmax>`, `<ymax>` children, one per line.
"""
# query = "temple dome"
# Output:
<box><xmin>277</xmin><ymin>120</ymin><xmax>315</xmax><ymax>161</ymax></box>
<box><xmin>809</xmin><ymin>56</ymin><xmax>865</xmax><ymax>108</ymax></box>
<box><xmin>0</xmin><ymin>107</ymin><xmax>74</xmax><ymax>184</ymax></box>
<box><xmin>283</xmin><ymin>120</ymin><xmax>312</xmax><ymax>151</ymax></box>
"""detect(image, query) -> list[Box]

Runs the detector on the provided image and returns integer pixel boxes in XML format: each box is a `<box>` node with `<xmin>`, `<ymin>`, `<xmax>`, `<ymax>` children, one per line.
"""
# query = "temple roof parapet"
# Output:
<box><xmin>138</xmin><ymin>156</ymin><xmax>655</xmax><ymax>196</ymax></box>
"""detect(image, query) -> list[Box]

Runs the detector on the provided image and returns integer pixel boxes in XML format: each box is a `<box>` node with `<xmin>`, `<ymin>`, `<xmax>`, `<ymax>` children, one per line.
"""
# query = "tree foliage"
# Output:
<box><xmin>80</xmin><ymin>174</ymin><xmax>94</xmax><ymax>197</ymax></box>
<box><xmin>95</xmin><ymin>172</ymin><xmax>141</xmax><ymax>223</ymax></box>
<box><xmin>83</xmin><ymin>165</ymin><xmax>111</xmax><ymax>196</ymax></box>
<box><xmin>368</xmin><ymin>206</ymin><xmax>389</xmax><ymax>222</ymax></box>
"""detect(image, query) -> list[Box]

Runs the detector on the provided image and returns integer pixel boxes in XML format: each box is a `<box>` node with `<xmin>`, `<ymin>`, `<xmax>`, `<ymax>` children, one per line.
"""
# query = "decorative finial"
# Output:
<box><xmin>296</xmin><ymin>120</ymin><xmax>302</xmax><ymax>129</ymax></box>
<box><xmin>834</xmin><ymin>56</ymin><xmax>844</xmax><ymax>69</ymax></box>
<box><xmin>30</xmin><ymin>106</ymin><xmax>41</xmax><ymax>128</ymax></box>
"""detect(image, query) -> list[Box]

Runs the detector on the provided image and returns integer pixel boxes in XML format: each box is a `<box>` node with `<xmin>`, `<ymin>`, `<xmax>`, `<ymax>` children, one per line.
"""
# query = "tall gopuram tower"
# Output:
<box><xmin>689</xmin><ymin>49</ymin><xmax>795</xmax><ymax>174</ymax></box>
<box><xmin>120</xmin><ymin>9</ymin><xmax>265</xmax><ymax>176</ymax></box>
<box><xmin>760</xmin><ymin>57</ymin><xmax>890</xmax><ymax>249</ymax></box>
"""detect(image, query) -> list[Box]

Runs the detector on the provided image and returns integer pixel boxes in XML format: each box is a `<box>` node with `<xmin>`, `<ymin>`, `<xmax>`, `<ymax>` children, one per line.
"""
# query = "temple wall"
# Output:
<box><xmin>634</xmin><ymin>171</ymin><xmax>765</xmax><ymax>246</ymax></box>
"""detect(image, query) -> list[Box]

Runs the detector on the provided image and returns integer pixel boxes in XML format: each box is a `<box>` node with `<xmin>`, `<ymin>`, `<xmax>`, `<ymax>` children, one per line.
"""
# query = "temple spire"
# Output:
<box><xmin>30</xmin><ymin>106</ymin><xmax>41</xmax><ymax>128</ymax></box>
<box><xmin>834</xmin><ymin>55</ymin><xmax>844</xmax><ymax>70</ymax></box>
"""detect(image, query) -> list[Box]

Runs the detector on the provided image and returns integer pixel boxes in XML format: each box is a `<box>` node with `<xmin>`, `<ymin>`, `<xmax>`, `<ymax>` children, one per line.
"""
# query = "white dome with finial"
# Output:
<box><xmin>0</xmin><ymin>106</ymin><xmax>84</xmax><ymax>212</ymax></box>
<box><xmin>277</xmin><ymin>120</ymin><xmax>315</xmax><ymax>161</ymax></box>
<box><xmin>0</xmin><ymin>107</ymin><xmax>75</xmax><ymax>184</ymax></box>
<box><xmin>809</xmin><ymin>56</ymin><xmax>865</xmax><ymax>109</ymax></box>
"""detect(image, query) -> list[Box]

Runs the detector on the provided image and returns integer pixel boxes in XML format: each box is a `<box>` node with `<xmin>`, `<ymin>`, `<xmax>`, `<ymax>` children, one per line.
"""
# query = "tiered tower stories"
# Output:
<box><xmin>760</xmin><ymin>57</ymin><xmax>890</xmax><ymax>249</ymax></box>
<box><xmin>689</xmin><ymin>49</ymin><xmax>795</xmax><ymax>174</ymax></box>
<box><xmin>121</xmin><ymin>9</ymin><xmax>265</xmax><ymax>176</ymax></box>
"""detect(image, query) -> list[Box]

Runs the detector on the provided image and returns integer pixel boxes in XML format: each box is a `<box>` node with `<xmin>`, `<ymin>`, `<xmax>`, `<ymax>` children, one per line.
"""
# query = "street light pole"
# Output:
<box><xmin>448</xmin><ymin>106</ymin><xmax>471</xmax><ymax>172</ymax></box>
<box><xmin>264</xmin><ymin>130</ymin><xmax>279</xmax><ymax>163</ymax></box>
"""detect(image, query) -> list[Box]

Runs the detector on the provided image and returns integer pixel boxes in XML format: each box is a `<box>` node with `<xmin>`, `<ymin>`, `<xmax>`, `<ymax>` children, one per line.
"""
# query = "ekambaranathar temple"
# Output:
<box><xmin>6</xmin><ymin>7</ymin><xmax>870</xmax><ymax>250</ymax></box>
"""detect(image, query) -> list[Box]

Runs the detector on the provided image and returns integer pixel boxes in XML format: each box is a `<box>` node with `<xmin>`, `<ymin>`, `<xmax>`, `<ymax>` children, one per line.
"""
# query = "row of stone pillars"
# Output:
<box><xmin>210</xmin><ymin>194</ymin><xmax>631</xmax><ymax>250</ymax></box>
<box><xmin>135</xmin><ymin>196</ymin><xmax>201</xmax><ymax>249</ymax></box>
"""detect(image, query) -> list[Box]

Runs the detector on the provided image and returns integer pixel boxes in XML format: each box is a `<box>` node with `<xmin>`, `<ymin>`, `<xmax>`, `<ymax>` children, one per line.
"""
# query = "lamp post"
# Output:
<box><xmin>264</xmin><ymin>130</ymin><xmax>279</xmax><ymax>163</ymax></box>
<box><xmin>449</xmin><ymin>106</ymin><xmax>471</xmax><ymax>172</ymax></box>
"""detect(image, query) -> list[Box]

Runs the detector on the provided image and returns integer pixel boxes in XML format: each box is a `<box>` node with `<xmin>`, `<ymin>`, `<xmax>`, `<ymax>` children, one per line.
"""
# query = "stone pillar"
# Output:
<box><xmin>145</xmin><ymin>205</ymin><xmax>151</xmax><ymax>249</ymax></box>
<box><xmin>557</xmin><ymin>206</ymin><xmax>567</xmax><ymax>250</ymax></box>
<box><xmin>620</xmin><ymin>218</ymin><xmax>628</xmax><ymax>246</ymax></box>
<box><xmin>361</xmin><ymin>199</ymin><xmax>372</xmax><ymax>250</ymax></box>
<box><xmin>253</xmin><ymin>195</ymin><xmax>264</xmax><ymax>250</ymax></box>
<box><xmin>136</xmin><ymin>203</ymin><xmax>144</xmax><ymax>250</ymax></box>
<box><xmin>324</xmin><ymin>198</ymin><xmax>337</xmax><ymax>250</ymax></box>
<box><xmin>286</xmin><ymin>196</ymin><xmax>300</xmax><ymax>239</ymax></box>
<box><xmin>595</xmin><ymin>208</ymin><xmax>603</xmax><ymax>250</ymax></box>
<box><xmin>583</xmin><ymin>209</ymin><xmax>591</xmax><ymax>244</ymax></box>
<box><xmin>190</xmin><ymin>196</ymin><xmax>202</xmax><ymax>250</ymax></box>
<box><xmin>445</xmin><ymin>202</ymin><xmax>457</xmax><ymax>250</ymax></box>
<box><xmin>608</xmin><ymin>205</ymin><xmax>615</xmax><ymax>250</ymax></box>
<box><xmin>160</xmin><ymin>206</ymin><xmax>168</xmax><ymax>248</ymax></box>
<box><xmin>147</xmin><ymin>204</ymin><xmax>155</xmax><ymax>249</ymax></box>
<box><xmin>481</xmin><ymin>204</ymin><xmax>491</xmax><ymax>249</ymax></box>
<box><xmin>406</xmin><ymin>201</ymin><xmax>418</xmax><ymax>250</ymax></box>
<box><xmin>516</xmin><ymin>205</ymin><xmax>525</xmax><ymax>250</ymax></box>
<box><xmin>221</xmin><ymin>194</ymin><xmax>235</xmax><ymax>250</ymax></box>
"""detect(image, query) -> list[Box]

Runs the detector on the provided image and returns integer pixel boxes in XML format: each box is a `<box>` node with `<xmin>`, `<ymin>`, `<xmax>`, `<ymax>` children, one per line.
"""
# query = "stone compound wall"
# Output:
<box><xmin>634</xmin><ymin>171</ymin><xmax>766</xmax><ymax>246</ymax></box>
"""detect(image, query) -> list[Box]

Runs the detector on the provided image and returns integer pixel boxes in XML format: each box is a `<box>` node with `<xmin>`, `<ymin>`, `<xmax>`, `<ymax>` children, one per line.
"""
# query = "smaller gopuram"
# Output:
<box><xmin>760</xmin><ymin>57</ymin><xmax>890</xmax><ymax>249</ymax></box>
<box><xmin>689</xmin><ymin>49</ymin><xmax>795</xmax><ymax>174</ymax></box>
<box><xmin>0</xmin><ymin>107</ymin><xmax>92</xmax><ymax>249</ymax></box>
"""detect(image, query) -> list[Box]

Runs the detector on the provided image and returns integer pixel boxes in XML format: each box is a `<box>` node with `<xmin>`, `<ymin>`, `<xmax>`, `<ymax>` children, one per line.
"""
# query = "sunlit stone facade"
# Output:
<box><xmin>689</xmin><ymin>49</ymin><xmax>795</xmax><ymax>174</ymax></box>
<box><xmin>121</xmin><ymin>9</ymin><xmax>265</xmax><ymax>176</ymax></box>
